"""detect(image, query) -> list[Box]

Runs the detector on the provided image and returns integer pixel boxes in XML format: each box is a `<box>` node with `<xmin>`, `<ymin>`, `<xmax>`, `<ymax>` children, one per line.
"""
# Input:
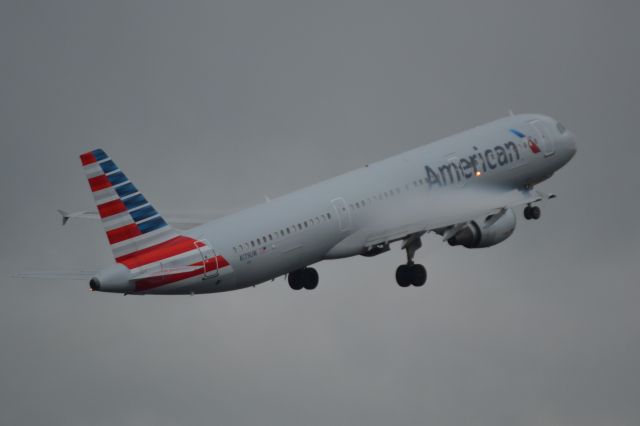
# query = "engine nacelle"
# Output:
<box><xmin>448</xmin><ymin>208</ymin><xmax>516</xmax><ymax>249</ymax></box>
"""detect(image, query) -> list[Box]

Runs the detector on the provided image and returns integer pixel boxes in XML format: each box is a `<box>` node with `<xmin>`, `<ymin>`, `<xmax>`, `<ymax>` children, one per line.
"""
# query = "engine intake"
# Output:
<box><xmin>448</xmin><ymin>208</ymin><xmax>516</xmax><ymax>249</ymax></box>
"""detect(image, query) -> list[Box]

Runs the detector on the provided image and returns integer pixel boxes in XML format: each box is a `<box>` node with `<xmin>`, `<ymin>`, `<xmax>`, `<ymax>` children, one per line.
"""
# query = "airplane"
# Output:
<box><xmin>21</xmin><ymin>114</ymin><xmax>577</xmax><ymax>294</ymax></box>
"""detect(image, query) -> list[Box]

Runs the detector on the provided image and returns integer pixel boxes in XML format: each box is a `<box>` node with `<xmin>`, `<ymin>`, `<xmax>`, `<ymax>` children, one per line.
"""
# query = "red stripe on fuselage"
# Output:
<box><xmin>88</xmin><ymin>175</ymin><xmax>111</xmax><ymax>192</ymax></box>
<box><xmin>106</xmin><ymin>223</ymin><xmax>142</xmax><ymax>244</ymax></box>
<box><xmin>134</xmin><ymin>267</ymin><xmax>204</xmax><ymax>291</ymax></box>
<box><xmin>134</xmin><ymin>256</ymin><xmax>229</xmax><ymax>292</ymax></box>
<box><xmin>80</xmin><ymin>152</ymin><xmax>97</xmax><ymax>165</ymax></box>
<box><xmin>97</xmin><ymin>199</ymin><xmax>127</xmax><ymax>218</ymax></box>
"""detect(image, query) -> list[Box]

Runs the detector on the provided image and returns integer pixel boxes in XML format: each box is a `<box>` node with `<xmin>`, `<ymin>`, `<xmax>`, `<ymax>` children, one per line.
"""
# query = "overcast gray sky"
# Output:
<box><xmin>1</xmin><ymin>1</ymin><xmax>639</xmax><ymax>425</ymax></box>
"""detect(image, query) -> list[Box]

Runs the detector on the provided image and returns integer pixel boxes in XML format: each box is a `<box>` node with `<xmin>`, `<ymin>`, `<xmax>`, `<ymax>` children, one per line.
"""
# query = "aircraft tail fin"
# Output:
<box><xmin>79</xmin><ymin>149</ymin><xmax>181</xmax><ymax>262</ymax></box>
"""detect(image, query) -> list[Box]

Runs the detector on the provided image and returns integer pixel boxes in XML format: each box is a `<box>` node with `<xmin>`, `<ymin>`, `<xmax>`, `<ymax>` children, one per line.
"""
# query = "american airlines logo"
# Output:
<box><xmin>424</xmin><ymin>129</ymin><xmax>540</xmax><ymax>188</ymax></box>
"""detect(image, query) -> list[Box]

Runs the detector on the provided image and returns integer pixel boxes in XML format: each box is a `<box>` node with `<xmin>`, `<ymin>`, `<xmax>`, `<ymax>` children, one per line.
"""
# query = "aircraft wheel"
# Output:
<box><xmin>396</xmin><ymin>265</ymin><xmax>412</xmax><ymax>287</ymax></box>
<box><xmin>523</xmin><ymin>206</ymin><xmax>532</xmax><ymax>220</ymax></box>
<box><xmin>288</xmin><ymin>272</ymin><xmax>304</xmax><ymax>290</ymax></box>
<box><xmin>303</xmin><ymin>268</ymin><xmax>319</xmax><ymax>290</ymax></box>
<box><xmin>410</xmin><ymin>264</ymin><xmax>427</xmax><ymax>287</ymax></box>
<box><xmin>530</xmin><ymin>206</ymin><xmax>541</xmax><ymax>220</ymax></box>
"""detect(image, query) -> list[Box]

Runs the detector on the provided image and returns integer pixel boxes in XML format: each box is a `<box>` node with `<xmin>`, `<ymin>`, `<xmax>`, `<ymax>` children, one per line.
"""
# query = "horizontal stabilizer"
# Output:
<box><xmin>57</xmin><ymin>209</ymin><xmax>213</xmax><ymax>230</ymax></box>
<box><xmin>14</xmin><ymin>270</ymin><xmax>97</xmax><ymax>280</ymax></box>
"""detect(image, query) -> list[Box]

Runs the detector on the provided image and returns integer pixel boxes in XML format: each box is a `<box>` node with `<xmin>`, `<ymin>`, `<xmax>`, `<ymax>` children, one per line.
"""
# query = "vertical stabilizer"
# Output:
<box><xmin>79</xmin><ymin>149</ymin><xmax>181</xmax><ymax>263</ymax></box>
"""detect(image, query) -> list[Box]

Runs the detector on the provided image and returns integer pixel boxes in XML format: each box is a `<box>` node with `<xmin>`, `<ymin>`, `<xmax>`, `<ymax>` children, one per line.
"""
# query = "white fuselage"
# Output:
<box><xmin>134</xmin><ymin>114</ymin><xmax>576</xmax><ymax>294</ymax></box>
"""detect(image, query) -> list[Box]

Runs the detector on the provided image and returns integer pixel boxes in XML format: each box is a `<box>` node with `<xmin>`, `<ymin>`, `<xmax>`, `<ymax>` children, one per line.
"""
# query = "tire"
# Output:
<box><xmin>523</xmin><ymin>206</ymin><xmax>531</xmax><ymax>220</ymax></box>
<box><xmin>530</xmin><ymin>206</ymin><xmax>541</xmax><ymax>220</ymax></box>
<box><xmin>303</xmin><ymin>268</ymin><xmax>319</xmax><ymax>290</ymax></box>
<box><xmin>410</xmin><ymin>264</ymin><xmax>427</xmax><ymax>287</ymax></box>
<box><xmin>396</xmin><ymin>265</ymin><xmax>411</xmax><ymax>287</ymax></box>
<box><xmin>288</xmin><ymin>272</ymin><xmax>303</xmax><ymax>290</ymax></box>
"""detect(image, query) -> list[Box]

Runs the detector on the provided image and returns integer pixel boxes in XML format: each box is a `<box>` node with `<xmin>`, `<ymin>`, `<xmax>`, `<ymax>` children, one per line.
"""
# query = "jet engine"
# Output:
<box><xmin>447</xmin><ymin>208</ymin><xmax>516</xmax><ymax>249</ymax></box>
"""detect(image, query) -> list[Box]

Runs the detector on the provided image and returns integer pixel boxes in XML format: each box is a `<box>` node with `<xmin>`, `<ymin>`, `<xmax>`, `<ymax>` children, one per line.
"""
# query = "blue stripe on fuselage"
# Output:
<box><xmin>510</xmin><ymin>129</ymin><xmax>526</xmax><ymax>138</ymax></box>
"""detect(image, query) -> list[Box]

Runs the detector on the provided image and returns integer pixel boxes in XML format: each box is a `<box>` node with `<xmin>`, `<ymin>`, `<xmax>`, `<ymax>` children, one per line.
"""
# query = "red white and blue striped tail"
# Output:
<box><xmin>80</xmin><ymin>149</ymin><xmax>180</xmax><ymax>262</ymax></box>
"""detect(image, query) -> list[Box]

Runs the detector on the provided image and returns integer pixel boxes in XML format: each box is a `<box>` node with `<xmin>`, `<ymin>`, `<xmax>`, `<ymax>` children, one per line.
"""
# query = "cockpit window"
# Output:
<box><xmin>556</xmin><ymin>121</ymin><xmax>566</xmax><ymax>134</ymax></box>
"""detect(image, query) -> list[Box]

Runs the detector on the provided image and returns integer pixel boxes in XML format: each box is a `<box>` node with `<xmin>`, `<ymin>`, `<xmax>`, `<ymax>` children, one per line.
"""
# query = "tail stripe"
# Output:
<box><xmin>93</xmin><ymin>150</ymin><xmax>108</xmax><ymax>162</ymax></box>
<box><xmin>83</xmin><ymin>163</ymin><xmax>103</xmax><ymax>178</ymax></box>
<box><xmin>97</xmin><ymin>199</ymin><xmax>128</xmax><ymax>218</ymax></box>
<box><xmin>107</xmin><ymin>171</ymin><xmax>127</xmax><ymax>186</ymax></box>
<box><xmin>107</xmin><ymin>223</ymin><xmax>142</xmax><ymax>244</ymax></box>
<box><xmin>137</xmin><ymin>216</ymin><xmax>167</xmax><ymax>234</ymax></box>
<box><xmin>80</xmin><ymin>152</ymin><xmax>98</xmax><ymax>165</ymax></box>
<box><xmin>99</xmin><ymin>160</ymin><xmax>118</xmax><ymax>174</ymax></box>
<box><xmin>89</xmin><ymin>175</ymin><xmax>111</xmax><ymax>192</ymax></box>
<box><xmin>130</xmin><ymin>205</ymin><xmax>157</xmax><ymax>222</ymax></box>
<box><xmin>115</xmin><ymin>182</ymin><xmax>137</xmax><ymax>198</ymax></box>
<box><xmin>123</xmin><ymin>194</ymin><xmax>147</xmax><ymax>210</ymax></box>
<box><xmin>111</xmin><ymin>227</ymin><xmax>176</xmax><ymax>257</ymax></box>
<box><xmin>103</xmin><ymin>213</ymin><xmax>133</xmax><ymax>231</ymax></box>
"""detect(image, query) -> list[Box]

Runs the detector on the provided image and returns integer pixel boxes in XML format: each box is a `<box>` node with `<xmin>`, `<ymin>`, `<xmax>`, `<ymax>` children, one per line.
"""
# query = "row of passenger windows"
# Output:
<box><xmin>233</xmin><ymin>176</ymin><xmax>430</xmax><ymax>255</ymax></box>
<box><xmin>233</xmin><ymin>212</ymin><xmax>333</xmax><ymax>253</ymax></box>
<box><xmin>348</xmin><ymin>178</ymin><xmax>428</xmax><ymax>211</ymax></box>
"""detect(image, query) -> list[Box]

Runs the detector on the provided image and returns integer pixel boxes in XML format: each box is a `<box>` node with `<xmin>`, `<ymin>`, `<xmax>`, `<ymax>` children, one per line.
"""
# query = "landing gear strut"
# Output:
<box><xmin>524</xmin><ymin>205</ymin><xmax>541</xmax><ymax>220</ymax></box>
<box><xmin>396</xmin><ymin>233</ymin><xmax>428</xmax><ymax>287</ymax></box>
<box><xmin>288</xmin><ymin>267</ymin><xmax>319</xmax><ymax>290</ymax></box>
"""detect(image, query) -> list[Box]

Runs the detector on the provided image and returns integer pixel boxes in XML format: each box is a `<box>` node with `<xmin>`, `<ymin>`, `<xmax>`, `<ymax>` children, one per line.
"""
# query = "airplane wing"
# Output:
<box><xmin>57</xmin><ymin>209</ymin><xmax>224</xmax><ymax>229</ymax></box>
<box><xmin>364</xmin><ymin>186</ymin><xmax>555</xmax><ymax>247</ymax></box>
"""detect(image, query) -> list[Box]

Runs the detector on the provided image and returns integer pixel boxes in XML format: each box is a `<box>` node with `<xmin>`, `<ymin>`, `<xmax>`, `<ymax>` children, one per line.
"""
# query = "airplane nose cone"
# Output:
<box><xmin>566</xmin><ymin>130</ymin><xmax>577</xmax><ymax>157</ymax></box>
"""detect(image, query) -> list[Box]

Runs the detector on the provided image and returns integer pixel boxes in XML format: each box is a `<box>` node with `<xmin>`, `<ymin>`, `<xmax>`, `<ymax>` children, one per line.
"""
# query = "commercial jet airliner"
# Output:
<box><xmin>23</xmin><ymin>114</ymin><xmax>576</xmax><ymax>294</ymax></box>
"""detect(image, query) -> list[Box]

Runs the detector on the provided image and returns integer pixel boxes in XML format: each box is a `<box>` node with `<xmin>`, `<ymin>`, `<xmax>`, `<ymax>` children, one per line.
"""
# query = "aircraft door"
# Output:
<box><xmin>194</xmin><ymin>239</ymin><xmax>219</xmax><ymax>278</ymax></box>
<box><xmin>529</xmin><ymin>120</ymin><xmax>555</xmax><ymax>157</ymax></box>
<box><xmin>331</xmin><ymin>197</ymin><xmax>352</xmax><ymax>232</ymax></box>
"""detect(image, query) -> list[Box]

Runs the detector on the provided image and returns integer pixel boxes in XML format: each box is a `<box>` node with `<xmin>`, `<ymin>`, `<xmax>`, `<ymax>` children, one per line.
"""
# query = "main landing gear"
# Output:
<box><xmin>523</xmin><ymin>205</ymin><xmax>541</xmax><ymax>220</ymax></box>
<box><xmin>395</xmin><ymin>233</ymin><xmax>428</xmax><ymax>287</ymax></box>
<box><xmin>288</xmin><ymin>267</ymin><xmax>319</xmax><ymax>290</ymax></box>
